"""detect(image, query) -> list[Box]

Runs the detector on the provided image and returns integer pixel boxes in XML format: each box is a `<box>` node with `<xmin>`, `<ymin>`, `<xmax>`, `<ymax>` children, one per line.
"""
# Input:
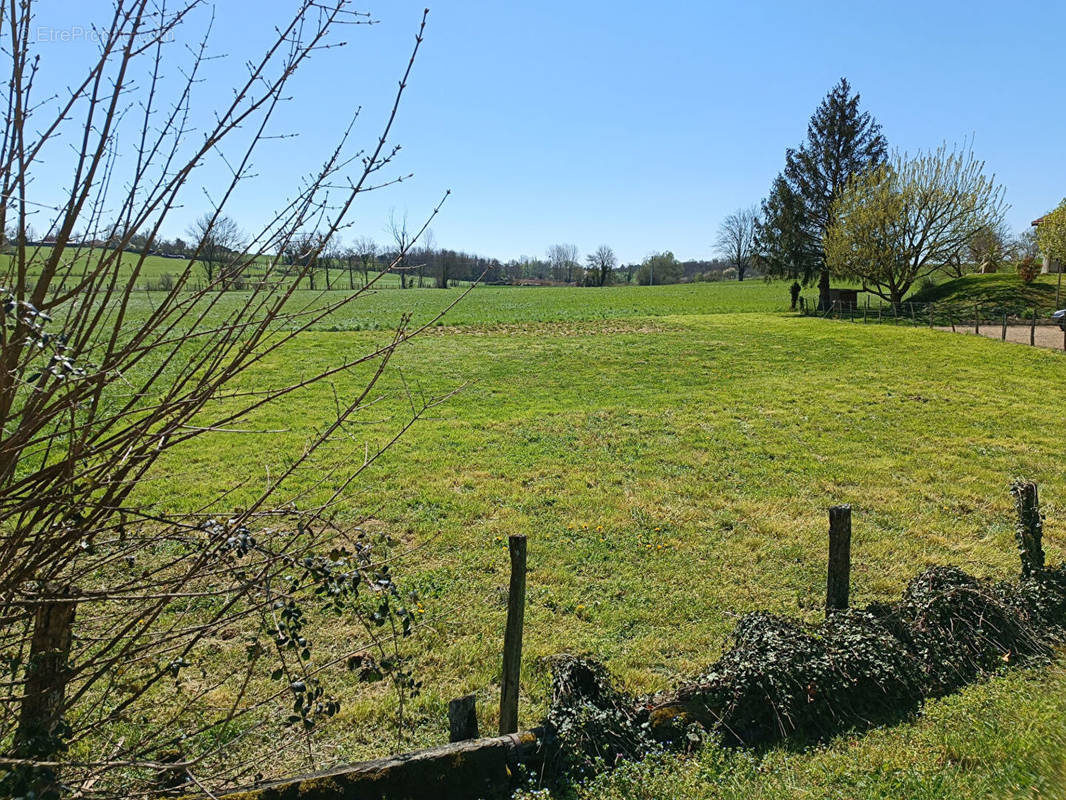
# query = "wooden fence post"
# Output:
<box><xmin>1010</xmin><ymin>481</ymin><xmax>1044</xmax><ymax>579</ymax></box>
<box><xmin>974</xmin><ymin>303</ymin><xmax>980</xmax><ymax>335</ymax></box>
<box><xmin>499</xmin><ymin>535</ymin><xmax>527</xmax><ymax>735</ymax></box>
<box><xmin>1031</xmin><ymin>308</ymin><xmax>1037</xmax><ymax>346</ymax></box>
<box><xmin>1001</xmin><ymin>311</ymin><xmax>1008</xmax><ymax>341</ymax></box>
<box><xmin>448</xmin><ymin>694</ymin><xmax>479</xmax><ymax>743</ymax></box>
<box><xmin>928</xmin><ymin>303</ymin><xmax>934</xmax><ymax>328</ymax></box>
<box><xmin>826</xmin><ymin>505</ymin><xmax>852</xmax><ymax>616</ymax></box>
<box><xmin>949</xmin><ymin>307</ymin><xmax>956</xmax><ymax>332</ymax></box>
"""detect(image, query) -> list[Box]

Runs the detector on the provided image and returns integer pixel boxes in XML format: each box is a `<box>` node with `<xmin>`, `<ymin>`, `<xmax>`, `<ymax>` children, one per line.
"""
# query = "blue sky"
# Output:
<box><xmin>28</xmin><ymin>1</ymin><xmax>1066</xmax><ymax>263</ymax></box>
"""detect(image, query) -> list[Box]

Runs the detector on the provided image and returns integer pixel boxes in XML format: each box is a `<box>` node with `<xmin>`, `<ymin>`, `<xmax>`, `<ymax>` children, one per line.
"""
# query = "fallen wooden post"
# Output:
<box><xmin>826</xmin><ymin>505</ymin><xmax>852</xmax><ymax>615</ymax></box>
<box><xmin>209</xmin><ymin>729</ymin><xmax>545</xmax><ymax>800</ymax></box>
<box><xmin>499</xmin><ymin>534</ymin><xmax>527</xmax><ymax>735</ymax></box>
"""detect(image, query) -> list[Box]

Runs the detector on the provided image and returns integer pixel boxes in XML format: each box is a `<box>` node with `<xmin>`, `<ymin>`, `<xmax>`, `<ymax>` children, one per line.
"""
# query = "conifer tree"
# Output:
<box><xmin>756</xmin><ymin>78</ymin><xmax>887</xmax><ymax>309</ymax></box>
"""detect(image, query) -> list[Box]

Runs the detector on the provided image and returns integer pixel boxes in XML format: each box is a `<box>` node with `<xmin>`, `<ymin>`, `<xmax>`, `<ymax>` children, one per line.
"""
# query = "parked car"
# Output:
<box><xmin>1054</xmin><ymin>309</ymin><xmax>1066</xmax><ymax>331</ymax></box>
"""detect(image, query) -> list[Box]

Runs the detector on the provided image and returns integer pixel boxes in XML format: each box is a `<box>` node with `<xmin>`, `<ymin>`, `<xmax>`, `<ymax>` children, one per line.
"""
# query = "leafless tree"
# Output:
<box><xmin>415</xmin><ymin>228</ymin><xmax>436</xmax><ymax>288</ymax></box>
<box><xmin>321</xmin><ymin>234</ymin><xmax>346</xmax><ymax>290</ymax></box>
<box><xmin>1014</xmin><ymin>227</ymin><xmax>1041</xmax><ymax>261</ymax></box>
<box><xmin>585</xmin><ymin>245</ymin><xmax>617</xmax><ymax>287</ymax></box>
<box><xmin>715</xmin><ymin>206</ymin><xmax>758</xmax><ymax>281</ymax></box>
<box><xmin>0</xmin><ymin>3</ymin><xmax>456</xmax><ymax>797</ymax></box>
<box><xmin>187</xmin><ymin>212</ymin><xmax>244</xmax><ymax>288</ymax></box>
<box><xmin>351</xmin><ymin>236</ymin><xmax>379</xmax><ymax>287</ymax></box>
<box><xmin>547</xmin><ymin>243</ymin><xmax>580</xmax><ymax>284</ymax></box>
<box><xmin>387</xmin><ymin>211</ymin><xmax>416</xmax><ymax>289</ymax></box>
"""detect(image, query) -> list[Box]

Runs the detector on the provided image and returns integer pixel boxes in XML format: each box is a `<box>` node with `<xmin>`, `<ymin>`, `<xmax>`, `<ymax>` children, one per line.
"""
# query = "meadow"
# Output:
<box><xmin>113</xmin><ymin>276</ymin><xmax>1066</xmax><ymax>795</ymax></box>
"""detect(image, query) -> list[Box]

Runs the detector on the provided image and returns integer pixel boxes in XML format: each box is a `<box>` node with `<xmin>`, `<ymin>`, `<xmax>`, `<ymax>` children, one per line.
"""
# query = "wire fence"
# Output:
<box><xmin>800</xmin><ymin>298</ymin><xmax>1066</xmax><ymax>350</ymax></box>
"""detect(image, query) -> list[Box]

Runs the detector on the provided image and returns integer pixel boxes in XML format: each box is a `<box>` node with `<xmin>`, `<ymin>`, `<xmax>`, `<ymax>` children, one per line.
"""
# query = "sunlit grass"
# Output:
<box><xmin>122</xmin><ymin>299</ymin><xmax>1066</xmax><ymax>783</ymax></box>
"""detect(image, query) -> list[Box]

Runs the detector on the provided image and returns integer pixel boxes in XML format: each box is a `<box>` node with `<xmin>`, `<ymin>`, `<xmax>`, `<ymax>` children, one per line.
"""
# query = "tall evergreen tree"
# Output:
<box><xmin>755</xmin><ymin>78</ymin><xmax>887</xmax><ymax>310</ymax></box>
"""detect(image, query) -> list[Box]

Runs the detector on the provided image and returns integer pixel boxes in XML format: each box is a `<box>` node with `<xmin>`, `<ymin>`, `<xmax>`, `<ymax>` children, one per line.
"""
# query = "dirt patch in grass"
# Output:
<box><xmin>419</xmin><ymin>319</ymin><xmax>676</xmax><ymax>337</ymax></box>
<box><xmin>937</xmin><ymin>324</ymin><xmax>1066</xmax><ymax>351</ymax></box>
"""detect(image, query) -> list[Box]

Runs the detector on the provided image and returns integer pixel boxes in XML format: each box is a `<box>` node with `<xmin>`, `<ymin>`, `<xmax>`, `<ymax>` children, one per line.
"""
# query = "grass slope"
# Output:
<box><xmin>910</xmin><ymin>272</ymin><xmax>1065</xmax><ymax>312</ymax></box>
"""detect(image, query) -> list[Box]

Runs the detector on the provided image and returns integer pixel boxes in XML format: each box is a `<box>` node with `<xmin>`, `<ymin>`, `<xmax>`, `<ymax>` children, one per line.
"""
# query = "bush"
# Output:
<box><xmin>1017</xmin><ymin>256</ymin><xmax>1038</xmax><ymax>284</ymax></box>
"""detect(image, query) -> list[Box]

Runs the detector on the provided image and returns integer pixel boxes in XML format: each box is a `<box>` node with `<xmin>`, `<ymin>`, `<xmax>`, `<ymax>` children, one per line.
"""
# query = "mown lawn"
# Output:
<box><xmin>126</xmin><ymin>280</ymin><xmax>1066</xmax><ymax>789</ymax></box>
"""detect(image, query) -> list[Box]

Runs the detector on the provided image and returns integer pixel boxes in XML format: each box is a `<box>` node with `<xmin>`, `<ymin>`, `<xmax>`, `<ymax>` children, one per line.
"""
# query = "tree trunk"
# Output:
<box><xmin>890</xmin><ymin>288</ymin><xmax>902</xmax><ymax>313</ymax></box>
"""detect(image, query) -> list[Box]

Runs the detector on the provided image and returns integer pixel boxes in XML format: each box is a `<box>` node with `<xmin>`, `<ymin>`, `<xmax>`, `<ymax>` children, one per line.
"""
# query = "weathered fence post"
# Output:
<box><xmin>448</xmin><ymin>694</ymin><xmax>479</xmax><ymax>743</ymax></box>
<box><xmin>1001</xmin><ymin>311</ymin><xmax>1008</xmax><ymax>341</ymax></box>
<box><xmin>1031</xmin><ymin>308</ymin><xmax>1037</xmax><ymax>346</ymax></box>
<box><xmin>499</xmin><ymin>534</ymin><xmax>527</xmax><ymax>735</ymax></box>
<box><xmin>826</xmin><ymin>505</ymin><xmax>852</xmax><ymax>616</ymax></box>
<box><xmin>974</xmin><ymin>303</ymin><xmax>980</xmax><ymax>335</ymax></box>
<box><xmin>1010</xmin><ymin>481</ymin><xmax>1044</xmax><ymax>579</ymax></box>
<box><xmin>12</xmin><ymin>587</ymin><xmax>77</xmax><ymax>795</ymax></box>
<box><xmin>949</xmin><ymin>307</ymin><xmax>956</xmax><ymax>333</ymax></box>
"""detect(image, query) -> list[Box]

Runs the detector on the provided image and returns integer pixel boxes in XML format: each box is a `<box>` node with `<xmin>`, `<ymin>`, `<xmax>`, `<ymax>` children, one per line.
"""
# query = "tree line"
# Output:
<box><xmin>11</xmin><ymin>221</ymin><xmax>750</xmax><ymax>290</ymax></box>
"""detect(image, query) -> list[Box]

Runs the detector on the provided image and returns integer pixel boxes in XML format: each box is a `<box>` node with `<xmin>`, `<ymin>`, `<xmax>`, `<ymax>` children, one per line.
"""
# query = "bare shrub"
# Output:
<box><xmin>0</xmin><ymin>2</ymin><xmax>456</xmax><ymax>796</ymax></box>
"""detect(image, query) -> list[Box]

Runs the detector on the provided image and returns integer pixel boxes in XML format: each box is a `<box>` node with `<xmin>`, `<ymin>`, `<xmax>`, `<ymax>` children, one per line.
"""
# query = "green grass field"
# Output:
<box><xmin>114</xmin><ymin>278</ymin><xmax>1066</xmax><ymax>794</ymax></box>
<box><xmin>0</xmin><ymin>245</ymin><xmax>469</xmax><ymax>291</ymax></box>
